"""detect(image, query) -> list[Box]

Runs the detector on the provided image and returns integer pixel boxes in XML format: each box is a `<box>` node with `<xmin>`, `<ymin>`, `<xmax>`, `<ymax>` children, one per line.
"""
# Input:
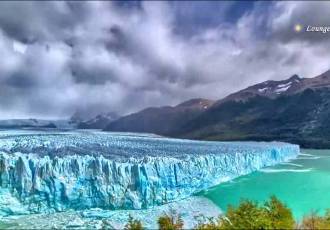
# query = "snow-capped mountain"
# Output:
<box><xmin>105</xmin><ymin>69</ymin><xmax>330</xmax><ymax>148</ymax></box>
<box><xmin>225</xmin><ymin>74</ymin><xmax>303</xmax><ymax>100</ymax></box>
<box><xmin>218</xmin><ymin>70</ymin><xmax>330</xmax><ymax>105</ymax></box>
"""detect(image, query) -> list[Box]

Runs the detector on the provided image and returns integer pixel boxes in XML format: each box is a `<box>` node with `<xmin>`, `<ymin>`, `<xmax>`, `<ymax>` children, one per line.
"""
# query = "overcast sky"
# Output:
<box><xmin>0</xmin><ymin>1</ymin><xmax>329</xmax><ymax>119</ymax></box>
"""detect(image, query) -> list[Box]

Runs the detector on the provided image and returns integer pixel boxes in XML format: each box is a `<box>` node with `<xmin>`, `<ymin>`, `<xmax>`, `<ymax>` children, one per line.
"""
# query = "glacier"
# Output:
<box><xmin>0</xmin><ymin>196</ymin><xmax>221</xmax><ymax>229</ymax></box>
<box><xmin>0</xmin><ymin>130</ymin><xmax>300</xmax><ymax>216</ymax></box>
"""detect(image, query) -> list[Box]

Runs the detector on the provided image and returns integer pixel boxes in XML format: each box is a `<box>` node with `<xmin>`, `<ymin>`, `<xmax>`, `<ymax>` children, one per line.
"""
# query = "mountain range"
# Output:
<box><xmin>75</xmin><ymin>112</ymin><xmax>119</xmax><ymax>129</ymax></box>
<box><xmin>104</xmin><ymin>69</ymin><xmax>330</xmax><ymax>148</ymax></box>
<box><xmin>2</xmin><ymin>69</ymin><xmax>330</xmax><ymax>148</ymax></box>
<box><xmin>0</xmin><ymin>119</ymin><xmax>76</xmax><ymax>129</ymax></box>
<box><xmin>105</xmin><ymin>98</ymin><xmax>215</xmax><ymax>135</ymax></box>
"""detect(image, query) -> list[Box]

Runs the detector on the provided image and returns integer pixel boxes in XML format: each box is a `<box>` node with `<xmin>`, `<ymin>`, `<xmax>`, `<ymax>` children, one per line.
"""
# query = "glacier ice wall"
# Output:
<box><xmin>0</xmin><ymin>197</ymin><xmax>221</xmax><ymax>229</ymax></box>
<box><xmin>0</xmin><ymin>130</ymin><xmax>299</xmax><ymax>215</ymax></box>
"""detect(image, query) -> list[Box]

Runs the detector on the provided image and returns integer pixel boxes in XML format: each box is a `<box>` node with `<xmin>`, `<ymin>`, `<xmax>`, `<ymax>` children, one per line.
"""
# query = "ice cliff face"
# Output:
<box><xmin>0</xmin><ymin>130</ymin><xmax>299</xmax><ymax>215</ymax></box>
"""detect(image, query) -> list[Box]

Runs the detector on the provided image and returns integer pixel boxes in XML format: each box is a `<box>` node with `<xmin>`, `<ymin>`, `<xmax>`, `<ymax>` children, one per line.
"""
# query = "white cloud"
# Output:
<box><xmin>0</xmin><ymin>1</ymin><xmax>329</xmax><ymax>119</ymax></box>
<box><xmin>13</xmin><ymin>40</ymin><xmax>27</xmax><ymax>54</ymax></box>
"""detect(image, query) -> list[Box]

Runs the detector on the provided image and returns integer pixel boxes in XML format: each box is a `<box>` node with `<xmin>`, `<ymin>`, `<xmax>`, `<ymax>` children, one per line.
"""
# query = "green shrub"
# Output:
<box><xmin>158</xmin><ymin>211</ymin><xmax>184</xmax><ymax>230</ymax></box>
<box><xmin>219</xmin><ymin>199</ymin><xmax>271</xmax><ymax>229</ymax></box>
<box><xmin>298</xmin><ymin>210</ymin><xmax>330</xmax><ymax>229</ymax></box>
<box><xmin>264</xmin><ymin>195</ymin><xmax>295</xmax><ymax>229</ymax></box>
<box><xmin>124</xmin><ymin>215</ymin><xmax>144</xmax><ymax>230</ymax></box>
<box><xmin>121</xmin><ymin>196</ymin><xmax>330</xmax><ymax>230</ymax></box>
<box><xmin>196</xmin><ymin>196</ymin><xmax>294</xmax><ymax>230</ymax></box>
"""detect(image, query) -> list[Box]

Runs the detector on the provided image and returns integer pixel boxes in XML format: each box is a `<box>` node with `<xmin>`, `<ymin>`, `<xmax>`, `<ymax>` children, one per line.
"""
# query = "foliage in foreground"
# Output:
<box><xmin>298</xmin><ymin>210</ymin><xmax>330</xmax><ymax>230</ymax></box>
<box><xmin>157</xmin><ymin>210</ymin><xmax>184</xmax><ymax>230</ymax></box>
<box><xmin>124</xmin><ymin>215</ymin><xmax>144</xmax><ymax>230</ymax></box>
<box><xmin>196</xmin><ymin>196</ymin><xmax>294</xmax><ymax>229</ymax></box>
<box><xmin>124</xmin><ymin>196</ymin><xmax>330</xmax><ymax>230</ymax></box>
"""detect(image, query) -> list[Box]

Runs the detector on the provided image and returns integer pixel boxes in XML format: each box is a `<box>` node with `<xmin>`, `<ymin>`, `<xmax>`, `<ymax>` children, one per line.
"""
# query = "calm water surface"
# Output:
<box><xmin>200</xmin><ymin>149</ymin><xmax>330</xmax><ymax>219</ymax></box>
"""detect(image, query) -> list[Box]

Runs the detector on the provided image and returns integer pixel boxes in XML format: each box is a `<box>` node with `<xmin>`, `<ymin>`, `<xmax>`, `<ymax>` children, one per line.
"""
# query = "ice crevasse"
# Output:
<box><xmin>0</xmin><ymin>131</ymin><xmax>300</xmax><ymax>215</ymax></box>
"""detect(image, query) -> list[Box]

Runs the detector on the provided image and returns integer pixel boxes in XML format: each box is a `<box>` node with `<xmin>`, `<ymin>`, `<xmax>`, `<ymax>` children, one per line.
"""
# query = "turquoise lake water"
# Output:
<box><xmin>200</xmin><ymin>149</ymin><xmax>330</xmax><ymax>220</ymax></box>
<box><xmin>1</xmin><ymin>148</ymin><xmax>329</xmax><ymax>228</ymax></box>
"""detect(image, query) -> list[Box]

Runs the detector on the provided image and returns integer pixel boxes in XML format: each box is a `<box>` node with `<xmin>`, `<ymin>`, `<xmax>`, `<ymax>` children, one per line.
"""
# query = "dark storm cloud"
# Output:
<box><xmin>0</xmin><ymin>2</ymin><xmax>67</xmax><ymax>41</ymax></box>
<box><xmin>4</xmin><ymin>72</ymin><xmax>38</xmax><ymax>89</ymax></box>
<box><xmin>71</xmin><ymin>61</ymin><xmax>117</xmax><ymax>85</ymax></box>
<box><xmin>0</xmin><ymin>1</ymin><xmax>329</xmax><ymax>119</ymax></box>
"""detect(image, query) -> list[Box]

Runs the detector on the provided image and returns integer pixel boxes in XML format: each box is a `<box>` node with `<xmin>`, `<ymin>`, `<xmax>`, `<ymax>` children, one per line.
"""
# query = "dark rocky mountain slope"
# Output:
<box><xmin>104</xmin><ymin>98</ymin><xmax>214</xmax><ymax>135</ymax></box>
<box><xmin>105</xmin><ymin>69</ymin><xmax>330</xmax><ymax>148</ymax></box>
